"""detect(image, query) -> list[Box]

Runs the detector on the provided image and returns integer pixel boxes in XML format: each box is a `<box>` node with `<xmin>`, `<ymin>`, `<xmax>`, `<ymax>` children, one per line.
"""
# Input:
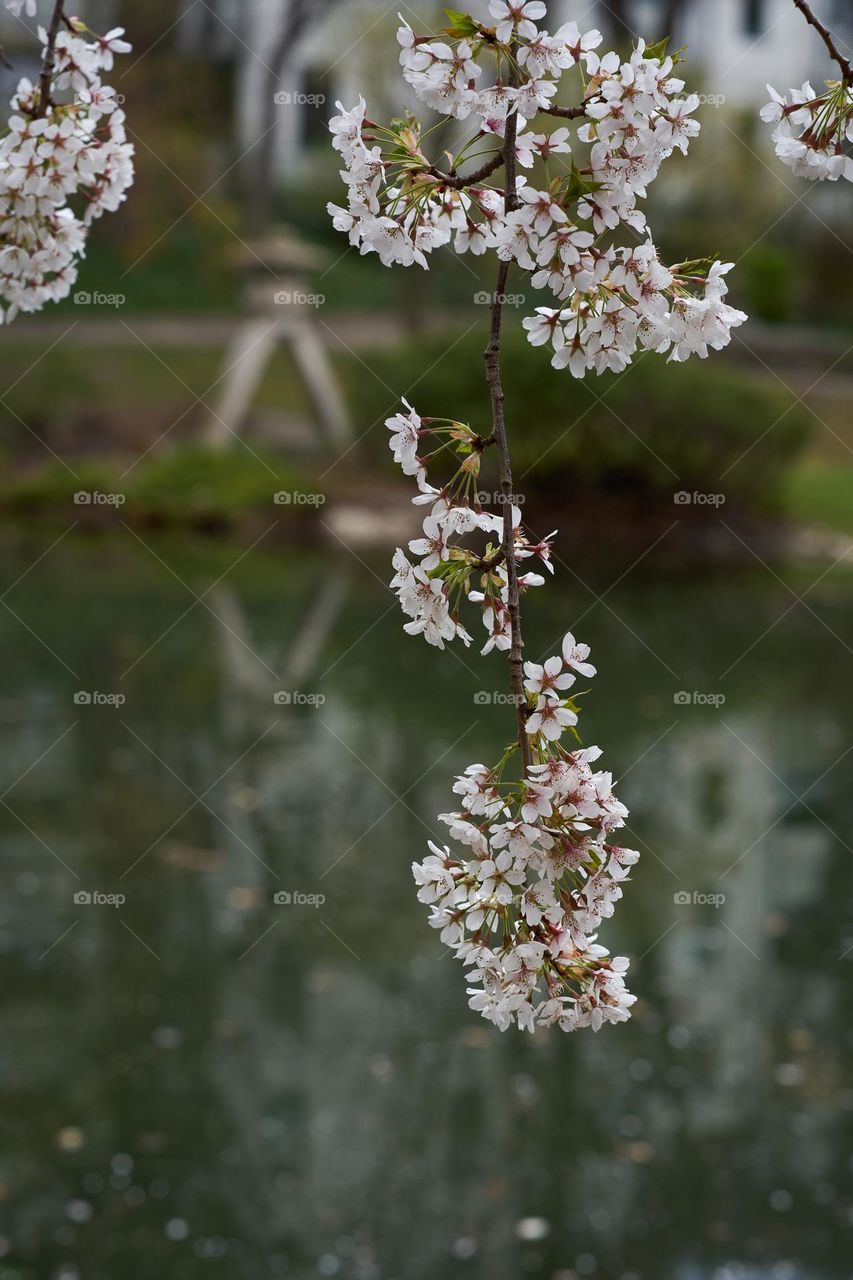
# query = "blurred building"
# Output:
<box><xmin>213</xmin><ymin>0</ymin><xmax>853</xmax><ymax>174</ymax></box>
<box><xmin>1</xmin><ymin>0</ymin><xmax>851</xmax><ymax>174</ymax></box>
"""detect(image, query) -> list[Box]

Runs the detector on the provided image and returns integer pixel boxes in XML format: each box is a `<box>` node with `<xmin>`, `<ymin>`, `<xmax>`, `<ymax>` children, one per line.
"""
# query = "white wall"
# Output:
<box><xmin>684</xmin><ymin>0</ymin><xmax>845</xmax><ymax>105</ymax></box>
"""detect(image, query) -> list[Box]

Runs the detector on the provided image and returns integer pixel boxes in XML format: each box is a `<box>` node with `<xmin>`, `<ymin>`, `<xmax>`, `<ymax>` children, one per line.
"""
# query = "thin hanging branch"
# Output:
<box><xmin>484</xmin><ymin>95</ymin><xmax>530</xmax><ymax>771</ymax></box>
<box><xmin>791</xmin><ymin>0</ymin><xmax>853</xmax><ymax>82</ymax></box>
<box><xmin>35</xmin><ymin>0</ymin><xmax>66</xmax><ymax>119</ymax></box>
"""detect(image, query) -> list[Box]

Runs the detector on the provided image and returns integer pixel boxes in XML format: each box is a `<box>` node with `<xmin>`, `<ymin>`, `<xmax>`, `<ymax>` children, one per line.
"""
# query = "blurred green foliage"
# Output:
<box><xmin>782</xmin><ymin>461</ymin><xmax>853</xmax><ymax>536</ymax></box>
<box><xmin>0</xmin><ymin>446</ymin><xmax>310</xmax><ymax>530</ymax></box>
<box><xmin>344</xmin><ymin>327</ymin><xmax>815</xmax><ymax>508</ymax></box>
<box><xmin>124</xmin><ymin>447</ymin><xmax>302</xmax><ymax>523</ymax></box>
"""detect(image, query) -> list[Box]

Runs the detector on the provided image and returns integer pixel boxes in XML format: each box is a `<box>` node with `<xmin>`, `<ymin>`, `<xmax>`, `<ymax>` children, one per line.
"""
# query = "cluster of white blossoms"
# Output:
<box><xmin>328</xmin><ymin>3</ymin><xmax>747</xmax><ymax>377</ymax></box>
<box><xmin>387</xmin><ymin>399</ymin><xmax>553</xmax><ymax>654</ymax></box>
<box><xmin>0</xmin><ymin>6</ymin><xmax>134</xmax><ymax>322</ymax></box>
<box><xmin>331</xmin><ymin>1</ymin><xmax>750</xmax><ymax>1034</ymax></box>
<box><xmin>413</xmin><ymin>634</ymin><xmax>639</xmax><ymax>1035</ymax></box>
<box><xmin>762</xmin><ymin>80</ymin><xmax>853</xmax><ymax>183</ymax></box>
<box><xmin>386</xmin><ymin>396</ymin><xmax>637</xmax><ymax>1033</ymax></box>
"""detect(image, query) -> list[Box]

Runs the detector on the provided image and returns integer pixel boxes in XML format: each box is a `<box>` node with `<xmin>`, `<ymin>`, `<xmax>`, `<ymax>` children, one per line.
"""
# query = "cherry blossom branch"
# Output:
<box><xmin>35</xmin><ymin>0</ymin><xmax>66</xmax><ymax>119</ymax></box>
<box><xmin>791</xmin><ymin>0</ymin><xmax>853</xmax><ymax>82</ymax></box>
<box><xmin>1</xmin><ymin>8</ymin><xmax>134</xmax><ymax>321</ymax></box>
<box><xmin>484</xmin><ymin>94</ymin><xmax>531</xmax><ymax>771</ymax></box>
<box><xmin>330</xmin><ymin>7</ymin><xmax>749</xmax><ymax>1036</ymax></box>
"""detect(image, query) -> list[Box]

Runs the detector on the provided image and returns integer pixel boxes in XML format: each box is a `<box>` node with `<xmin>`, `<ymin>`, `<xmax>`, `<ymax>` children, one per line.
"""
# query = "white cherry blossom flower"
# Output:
<box><xmin>526</xmin><ymin>695</ymin><xmax>578</xmax><ymax>741</ymax></box>
<box><xmin>523</xmin><ymin>655</ymin><xmax>576</xmax><ymax>698</ymax></box>
<box><xmin>489</xmin><ymin>0</ymin><xmax>547</xmax><ymax>44</ymax></box>
<box><xmin>95</xmin><ymin>28</ymin><xmax>132</xmax><ymax>71</ymax></box>
<box><xmin>515</xmin><ymin>76</ymin><xmax>559</xmax><ymax>120</ymax></box>
<box><xmin>412</xmin><ymin>843</ymin><xmax>458</xmax><ymax>906</ymax></box>
<box><xmin>562</xmin><ymin>632</ymin><xmax>596</xmax><ymax>678</ymax></box>
<box><xmin>553</xmin><ymin>21</ymin><xmax>603</xmax><ymax>70</ymax></box>
<box><xmin>409</xmin><ymin>513</ymin><xmax>450</xmax><ymax>570</ymax></box>
<box><xmin>385</xmin><ymin>400</ymin><xmax>422</xmax><ymax>474</ymax></box>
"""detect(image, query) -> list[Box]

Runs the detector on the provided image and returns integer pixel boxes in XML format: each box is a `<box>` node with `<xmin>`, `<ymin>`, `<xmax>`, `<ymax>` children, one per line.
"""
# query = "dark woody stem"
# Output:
<box><xmin>791</xmin><ymin>0</ymin><xmax>853</xmax><ymax>82</ymax></box>
<box><xmin>428</xmin><ymin>151</ymin><xmax>505</xmax><ymax>190</ymax></box>
<box><xmin>542</xmin><ymin>104</ymin><xmax>589</xmax><ymax>119</ymax></box>
<box><xmin>484</xmin><ymin>92</ymin><xmax>531</xmax><ymax>772</ymax></box>
<box><xmin>35</xmin><ymin>0</ymin><xmax>66</xmax><ymax>119</ymax></box>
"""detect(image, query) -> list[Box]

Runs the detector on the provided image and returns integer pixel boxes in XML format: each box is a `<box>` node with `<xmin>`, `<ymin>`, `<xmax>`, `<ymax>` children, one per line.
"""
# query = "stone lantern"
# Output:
<box><xmin>204</xmin><ymin>226</ymin><xmax>352</xmax><ymax>450</ymax></box>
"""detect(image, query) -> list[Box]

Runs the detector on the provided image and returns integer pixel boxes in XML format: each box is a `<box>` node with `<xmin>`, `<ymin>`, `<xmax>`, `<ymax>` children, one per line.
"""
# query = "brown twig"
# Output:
<box><xmin>34</xmin><ymin>0</ymin><xmax>66</xmax><ymax>119</ymax></box>
<box><xmin>476</xmin><ymin>549</ymin><xmax>507</xmax><ymax>572</ymax></box>
<box><xmin>542</xmin><ymin>104</ymin><xmax>589</xmax><ymax>120</ymax></box>
<box><xmin>428</xmin><ymin>152</ymin><xmax>505</xmax><ymax>190</ymax></box>
<box><xmin>791</xmin><ymin>0</ymin><xmax>853</xmax><ymax>82</ymax></box>
<box><xmin>483</xmin><ymin>77</ymin><xmax>531</xmax><ymax>772</ymax></box>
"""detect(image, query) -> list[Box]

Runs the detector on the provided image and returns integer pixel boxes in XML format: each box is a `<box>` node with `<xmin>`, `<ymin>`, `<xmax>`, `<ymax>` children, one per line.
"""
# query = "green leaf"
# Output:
<box><xmin>672</xmin><ymin>255</ymin><xmax>717</xmax><ymax>276</ymax></box>
<box><xmin>644</xmin><ymin>35</ymin><xmax>686</xmax><ymax>66</ymax></box>
<box><xmin>562</xmin><ymin>161</ymin><xmax>604</xmax><ymax>204</ymax></box>
<box><xmin>443</xmin><ymin>8</ymin><xmax>480</xmax><ymax>36</ymax></box>
<box><xmin>644</xmin><ymin>36</ymin><xmax>670</xmax><ymax>62</ymax></box>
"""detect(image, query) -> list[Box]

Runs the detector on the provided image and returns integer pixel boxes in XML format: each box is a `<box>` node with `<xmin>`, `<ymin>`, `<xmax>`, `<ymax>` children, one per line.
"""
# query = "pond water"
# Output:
<box><xmin>0</xmin><ymin>531</ymin><xmax>851</xmax><ymax>1280</ymax></box>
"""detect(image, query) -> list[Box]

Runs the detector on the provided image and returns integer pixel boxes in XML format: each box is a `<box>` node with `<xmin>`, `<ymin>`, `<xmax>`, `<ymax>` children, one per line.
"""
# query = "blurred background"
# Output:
<box><xmin>1</xmin><ymin>2</ymin><xmax>852</xmax><ymax>1279</ymax></box>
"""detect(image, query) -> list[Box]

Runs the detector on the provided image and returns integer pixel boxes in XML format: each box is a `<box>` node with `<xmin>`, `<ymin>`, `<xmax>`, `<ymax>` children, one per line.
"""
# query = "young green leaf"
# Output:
<box><xmin>443</xmin><ymin>8</ymin><xmax>480</xmax><ymax>37</ymax></box>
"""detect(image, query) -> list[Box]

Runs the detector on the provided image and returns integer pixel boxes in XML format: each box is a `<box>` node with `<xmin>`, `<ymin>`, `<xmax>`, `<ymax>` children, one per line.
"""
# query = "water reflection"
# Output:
<box><xmin>0</xmin><ymin>533</ymin><xmax>851</xmax><ymax>1280</ymax></box>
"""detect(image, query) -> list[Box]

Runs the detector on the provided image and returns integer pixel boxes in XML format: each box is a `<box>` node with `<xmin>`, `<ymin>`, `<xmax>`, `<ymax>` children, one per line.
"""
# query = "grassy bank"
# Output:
<box><xmin>1</xmin><ymin>329</ymin><xmax>850</xmax><ymax>538</ymax></box>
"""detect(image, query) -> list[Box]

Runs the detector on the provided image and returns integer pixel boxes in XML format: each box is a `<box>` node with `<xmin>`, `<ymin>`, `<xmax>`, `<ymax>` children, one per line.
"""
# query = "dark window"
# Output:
<box><xmin>744</xmin><ymin>0</ymin><xmax>765</xmax><ymax>35</ymax></box>
<box><xmin>303</xmin><ymin>68</ymin><xmax>332</xmax><ymax>148</ymax></box>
